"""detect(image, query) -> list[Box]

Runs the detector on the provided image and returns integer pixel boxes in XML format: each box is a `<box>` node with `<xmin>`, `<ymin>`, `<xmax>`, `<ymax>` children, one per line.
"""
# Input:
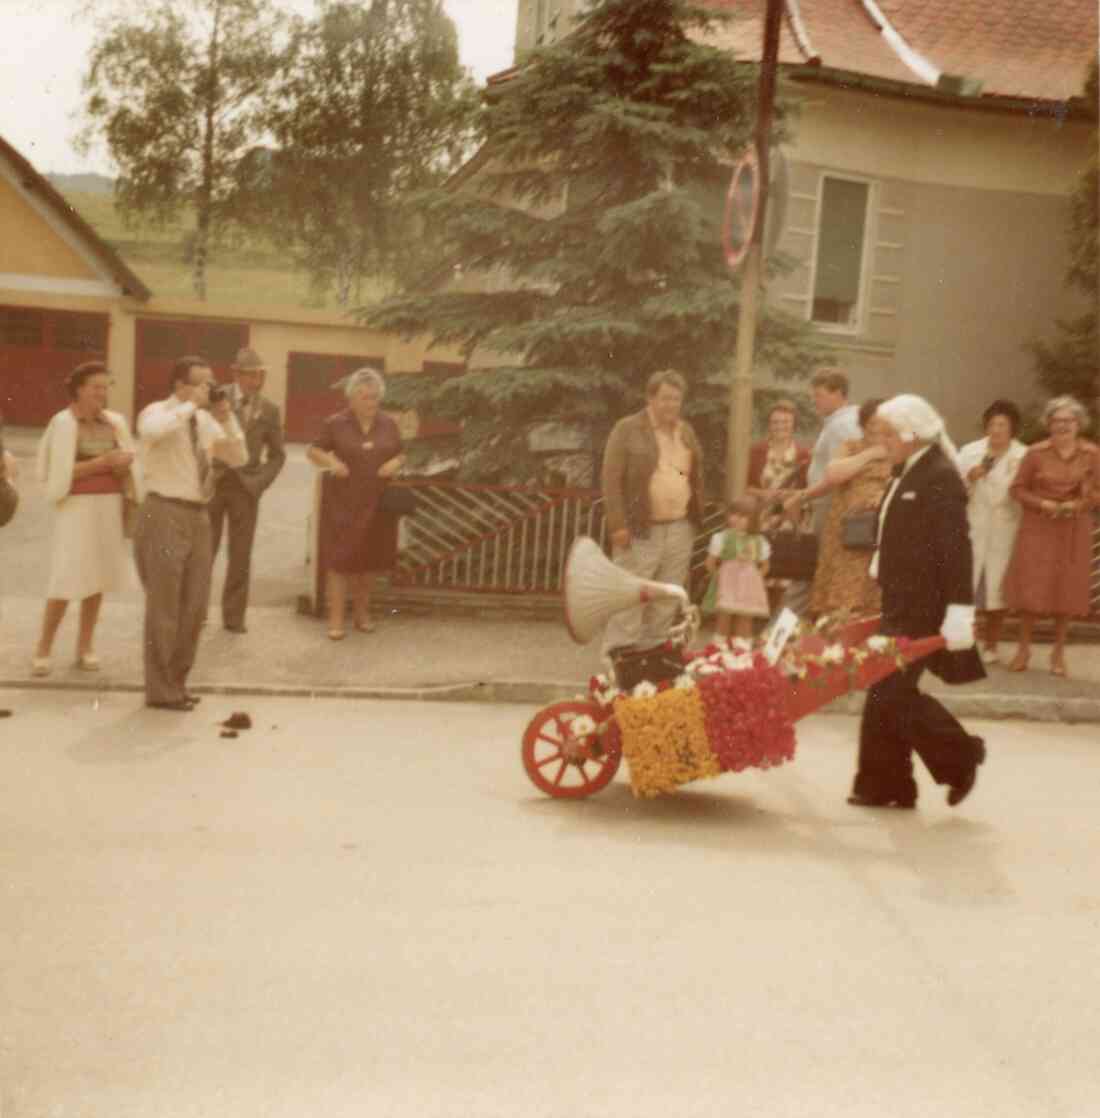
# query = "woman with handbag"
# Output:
<box><xmin>32</xmin><ymin>361</ymin><xmax>143</xmax><ymax>675</ymax></box>
<box><xmin>955</xmin><ymin>399</ymin><xmax>1027</xmax><ymax>664</ymax></box>
<box><xmin>787</xmin><ymin>398</ymin><xmax>889</xmax><ymax>618</ymax></box>
<box><xmin>745</xmin><ymin>399</ymin><xmax>811</xmax><ymax>613</ymax></box>
<box><xmin>306</xmin><ymin>367</ymin><xmax>405</xmax><ymax>640</ymax></box>
<box><xmin>1001</xmin><ymin>396</ymin><xmax>1099</xmax><ymax>677</ymax></box>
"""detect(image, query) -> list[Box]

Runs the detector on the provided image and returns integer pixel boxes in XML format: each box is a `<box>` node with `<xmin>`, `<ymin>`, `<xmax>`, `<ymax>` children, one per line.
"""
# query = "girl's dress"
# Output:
<box><xmin>702</xmin><ymin>530</ymin><xmax>771</xmax><ymax>618</ymax></box>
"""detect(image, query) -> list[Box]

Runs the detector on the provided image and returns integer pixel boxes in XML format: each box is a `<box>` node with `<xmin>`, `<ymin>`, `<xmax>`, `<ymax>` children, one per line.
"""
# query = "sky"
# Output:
<box><xmin>0</xmin><ymin>0</ymin><xmax>519</xmax><ymax>175</ymax></box>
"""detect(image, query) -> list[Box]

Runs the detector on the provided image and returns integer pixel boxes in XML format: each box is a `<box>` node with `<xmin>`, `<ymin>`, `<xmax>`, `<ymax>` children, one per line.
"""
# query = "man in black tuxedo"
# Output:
<box><xmin>208</xmin><ymin>347</ymin><xmax>287</xmax><ymax>633</ymax></box>
<box><xmin>851</xmin><ymin>394</ymin><xmax>987</xmax><ymax>810</ymax></box>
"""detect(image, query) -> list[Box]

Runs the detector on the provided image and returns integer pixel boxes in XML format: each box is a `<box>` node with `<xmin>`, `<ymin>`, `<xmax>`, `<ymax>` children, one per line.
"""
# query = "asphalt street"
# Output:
<box><xmin>1</xmin><ymin>694</ymin><xmax>1097</xmax><ymax>1118</ymax></box>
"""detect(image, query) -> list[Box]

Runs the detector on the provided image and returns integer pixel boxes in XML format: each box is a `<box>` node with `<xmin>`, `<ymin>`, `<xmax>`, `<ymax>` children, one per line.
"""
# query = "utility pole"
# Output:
<box><xmin>727</xmin><ymin>0</ymin><xmax>784</xmax><ymax>500</ymax></box>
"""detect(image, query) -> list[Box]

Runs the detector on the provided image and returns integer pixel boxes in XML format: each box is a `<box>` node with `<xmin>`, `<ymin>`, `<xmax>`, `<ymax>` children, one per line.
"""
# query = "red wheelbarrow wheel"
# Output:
<box><xmin>522</xmin><ymin>700</ymin><xmax>622</xmax><ymax>799</ymax></box>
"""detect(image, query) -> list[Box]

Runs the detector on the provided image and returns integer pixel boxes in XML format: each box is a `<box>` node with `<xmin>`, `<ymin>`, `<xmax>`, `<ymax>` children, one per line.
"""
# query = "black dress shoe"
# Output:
<box><xmin>224</xmin><ymin>624</ymin><xmax>247</xmax><ymax>634</ymax></box>
<box><xmin>147</xmin><ymin>699</ymin><xmax>195</xmax><ymax>711</ymax></box>
<box><xmin>947</xmin><ymin>737</ymin><xmax>985</xmax><ymax>807</ymax></box>
<box><xmin>847</xmin><ymin>793</ymin><xmax>916</xmax><ymax>809</ymax></box>
<box><xmin>183</xmin><ymin>693</ymin><xmax>202</xmax><ymax>705</ymax></box>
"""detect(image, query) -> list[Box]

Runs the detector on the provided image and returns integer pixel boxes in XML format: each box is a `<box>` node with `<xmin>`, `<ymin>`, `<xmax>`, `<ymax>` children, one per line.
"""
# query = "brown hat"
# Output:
<box><xmin>233</xmin><ymin>347</ymin><xmax>265</xmax><ymax>371</ymax></box>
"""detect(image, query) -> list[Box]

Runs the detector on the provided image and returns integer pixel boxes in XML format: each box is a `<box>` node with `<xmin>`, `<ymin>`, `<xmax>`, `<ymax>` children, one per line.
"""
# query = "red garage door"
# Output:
<box><xmin>134</xmin><ymin>318</ymin><xmax>249</xmax><ymax>419</ymax></box>
<box><xmin>285</xmin><ymin>351</ymin><xmax>386</xmax><ymax>443</ymax></box>
<box><xmin>0</xmin><ymin>305</ymin><xmax>109</xmax><ymax>425</ymax></box>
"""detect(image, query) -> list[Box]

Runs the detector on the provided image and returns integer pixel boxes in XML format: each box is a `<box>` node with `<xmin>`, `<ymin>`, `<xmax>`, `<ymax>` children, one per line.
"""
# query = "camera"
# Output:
<box><xmin>207</xmin><ymin>384</ymin><xmax>229</xmax><ymax>405</ymax></box>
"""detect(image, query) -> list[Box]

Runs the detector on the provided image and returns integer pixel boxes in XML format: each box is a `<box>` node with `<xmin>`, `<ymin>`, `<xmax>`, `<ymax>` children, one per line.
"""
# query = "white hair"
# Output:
<box><xmin>343</xmin><ymin>367</ymin><xmax>386</xmax><ymax>400</ymax></box>
<box><xmin>1042</xmin><ymin>395</ymin><xmax>1090</xmax><ymax>432</ymax></box>
<box><xmin>877</xmin><ymin>394</ymin><xmax>959</xmax><ymax>464</ymax></box>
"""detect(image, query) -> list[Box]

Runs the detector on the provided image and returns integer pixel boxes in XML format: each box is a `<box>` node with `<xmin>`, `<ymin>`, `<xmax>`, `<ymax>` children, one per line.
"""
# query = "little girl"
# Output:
<box><xmin>702</xmin><ymin>496</ymin><xmax>771</xmax><ymax>639</ymax></box>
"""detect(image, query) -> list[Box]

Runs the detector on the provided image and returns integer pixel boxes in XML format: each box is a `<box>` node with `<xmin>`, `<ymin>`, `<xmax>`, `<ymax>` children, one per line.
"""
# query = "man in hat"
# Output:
<box><xmin>208</xmin><ymin>346</ymin><xmax>287</xmax><ymax>633</ymax></box>
<box><xmin>850</xmin><ymin>393</ymin><xmax>987</xmax><ymax>810</ymax></box>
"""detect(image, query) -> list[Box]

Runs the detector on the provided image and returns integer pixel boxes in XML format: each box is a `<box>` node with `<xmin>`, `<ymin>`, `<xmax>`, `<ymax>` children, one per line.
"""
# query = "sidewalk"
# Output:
<box><xmin>2</xmin><ymin>426</ymin><xmax>1098</xmax><ymax>719</ymax></box>
<box><xmin>2</xmin><ymin>595</ymin><xmax>1099</xmax><ymax>721</ymax></box>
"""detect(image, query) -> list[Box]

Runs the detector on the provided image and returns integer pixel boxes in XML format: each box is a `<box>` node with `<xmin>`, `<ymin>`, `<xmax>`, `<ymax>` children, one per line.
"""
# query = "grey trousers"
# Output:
<box><xmin>600</xmin><ymin>519</ymin><xmax>695</xmax><ymax>658</ymax></box>
<box><xmin>134</xmin><ymin>494</ymin><xmax>212</xmax><ymax>704</ymax></box>
<box><xmin>209</xmin><ymin>476</ymin><xmax>260</xmax><ymax>629</ymax></box>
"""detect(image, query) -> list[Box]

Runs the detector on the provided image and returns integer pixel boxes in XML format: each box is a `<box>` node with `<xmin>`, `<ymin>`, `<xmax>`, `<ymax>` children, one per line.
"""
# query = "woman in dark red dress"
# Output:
<box><xmin>307</xmin><ymin>368</ymin><xmax>405</xmax><ymax>639</ymax></box>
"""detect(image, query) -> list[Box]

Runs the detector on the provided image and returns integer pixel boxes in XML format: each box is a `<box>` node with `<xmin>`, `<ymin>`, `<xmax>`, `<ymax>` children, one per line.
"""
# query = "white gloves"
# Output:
<box><xmin>940</xmin><ymin>604</ymin><xmax>976</xmax><ymax>652</ymax></box>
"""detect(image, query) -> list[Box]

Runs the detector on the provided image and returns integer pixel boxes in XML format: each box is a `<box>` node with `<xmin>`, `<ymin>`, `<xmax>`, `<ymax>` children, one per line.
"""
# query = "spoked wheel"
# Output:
<box><xmin>522</xmin><ymin>700</ymin><xmax>622</xmax><ymax>799</ymax></box>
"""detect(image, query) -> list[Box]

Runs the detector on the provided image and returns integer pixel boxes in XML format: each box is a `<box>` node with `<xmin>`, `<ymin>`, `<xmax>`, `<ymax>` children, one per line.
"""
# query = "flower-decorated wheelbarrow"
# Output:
<box><xmin>522</xmin><ymin>540</ymin><xmax>945</xmax><ymax>799</ymax></box>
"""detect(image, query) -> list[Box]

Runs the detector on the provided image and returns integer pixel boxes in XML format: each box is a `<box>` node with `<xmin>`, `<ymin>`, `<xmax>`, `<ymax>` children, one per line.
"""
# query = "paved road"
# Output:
<box><xmin>1</xmin><ymin>695</ymin><xmax>1095</xmax><ymax>1117</ymax></box>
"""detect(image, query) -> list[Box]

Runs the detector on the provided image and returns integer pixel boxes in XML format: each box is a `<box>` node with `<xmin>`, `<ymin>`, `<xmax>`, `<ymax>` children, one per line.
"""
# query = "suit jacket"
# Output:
<box><xmin>223</xmin><ymin>393</ymin><xmax>286</xmax><ymax>499</ymax></box>
<box><xmin>876</xmin><ymin>443</ymin><xmax>985</xmax><ymax>685</ymax></box>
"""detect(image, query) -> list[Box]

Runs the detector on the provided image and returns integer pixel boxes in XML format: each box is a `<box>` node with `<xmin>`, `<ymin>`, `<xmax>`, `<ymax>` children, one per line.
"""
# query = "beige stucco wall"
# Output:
<box><xmin>120</xmin><ymin>298</ymin><xmax>465</xmax><ymax>420</ymax></box>
<box><xmin>764</xmin><ymin>82</ymin><xmax>1091</xmax><ymax>439</ymax></box>
<box><xmin>0</xmin><ymin>174</ymin><xmax>101</xmax><ymax>281</ymax></box>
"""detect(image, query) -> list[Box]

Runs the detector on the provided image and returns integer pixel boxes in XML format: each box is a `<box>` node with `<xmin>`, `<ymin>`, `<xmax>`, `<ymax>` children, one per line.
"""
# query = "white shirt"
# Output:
<box><xmin>138</xmin><ymin>397</ymin><xmax>246</xmax><ymax>503</ymax></box>
<box><xmin>869</xmin><ymin>444</ymin><xmax>933</xmax><ymax>580</ymax></box>
<box><xmin>708</xmin><ymin>530</ymin><xmax>772</xmax><ymax>562</ymax></box>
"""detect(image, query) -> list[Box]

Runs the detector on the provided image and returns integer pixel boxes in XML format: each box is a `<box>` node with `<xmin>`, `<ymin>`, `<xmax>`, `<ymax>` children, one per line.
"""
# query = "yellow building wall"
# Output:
<box><xmin>0</xmin><ymin>175</ymin><xmax>102</xmax><ymax>280</ymax></box>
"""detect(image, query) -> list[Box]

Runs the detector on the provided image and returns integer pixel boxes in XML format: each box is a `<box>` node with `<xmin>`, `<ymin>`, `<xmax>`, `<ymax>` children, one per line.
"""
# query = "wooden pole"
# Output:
<box><xmin>726</xmin><ymin>0</ymin><xmax>784</xmax><ymax>501</ymax></box>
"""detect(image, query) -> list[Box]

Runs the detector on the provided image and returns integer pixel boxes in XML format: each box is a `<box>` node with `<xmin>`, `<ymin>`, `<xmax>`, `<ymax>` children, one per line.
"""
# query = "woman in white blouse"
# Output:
<box><xmin>956</xmin><ymin>399</ymin><xmax>1027</xmax><ymax>664</ymax></box>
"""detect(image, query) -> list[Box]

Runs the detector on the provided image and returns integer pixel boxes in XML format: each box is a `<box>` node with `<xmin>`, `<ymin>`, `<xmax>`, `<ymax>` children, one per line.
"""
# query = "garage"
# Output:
<box><xmin>0</xmin><ymin>305</ymin><xmax>110</xmax><ymax>426</ymax></box>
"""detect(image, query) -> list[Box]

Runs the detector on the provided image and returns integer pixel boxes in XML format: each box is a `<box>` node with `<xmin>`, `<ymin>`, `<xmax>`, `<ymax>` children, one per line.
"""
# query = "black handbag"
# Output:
<box><xmin>379</xmin><ymin>484</ymin><xmax>419</xmax><ymax>516</ymax></box>
<box><xmin>765</xmin><ymin>528</ymin><xmax>818</xmax><ymax>582</ymax></box>
<box><xmin>841</xmin><ymin>508</ymin><xmax>878</xmax><ymax>550</ymax></box>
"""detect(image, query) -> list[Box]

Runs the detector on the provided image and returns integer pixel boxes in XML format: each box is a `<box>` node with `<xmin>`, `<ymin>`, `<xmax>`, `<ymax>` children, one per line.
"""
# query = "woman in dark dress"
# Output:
<box><xmin>307</xmin><ymin>368</ymin><xmax>405</xmax><ymax>640</ymax></box>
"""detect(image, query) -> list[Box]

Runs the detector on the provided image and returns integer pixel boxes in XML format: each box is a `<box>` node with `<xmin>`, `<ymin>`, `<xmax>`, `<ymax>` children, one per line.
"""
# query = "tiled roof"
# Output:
<box><xmin>703</xmin><ymin>0</ymin><xmax>1096</xmax><ymax>106</ymax></box>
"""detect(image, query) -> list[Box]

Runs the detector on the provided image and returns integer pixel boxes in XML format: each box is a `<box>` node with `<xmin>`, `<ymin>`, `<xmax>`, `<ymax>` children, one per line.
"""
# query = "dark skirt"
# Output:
<box><xmin>321</xmin><ymin>481</ymin><xmax>398</xmax><ymax>575</ymax></box>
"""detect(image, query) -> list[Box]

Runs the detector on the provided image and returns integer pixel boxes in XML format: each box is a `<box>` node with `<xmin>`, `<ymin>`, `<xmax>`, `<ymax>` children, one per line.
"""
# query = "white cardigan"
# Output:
<box><xmin>956</xmin><ymin>436</ymin><xmax>1026</xmax><ymax>609</ymax></box>
<box><xmin>36</xmin><ymin>408</ymin><xmax>145</xmax><ymax>506</ymax></box>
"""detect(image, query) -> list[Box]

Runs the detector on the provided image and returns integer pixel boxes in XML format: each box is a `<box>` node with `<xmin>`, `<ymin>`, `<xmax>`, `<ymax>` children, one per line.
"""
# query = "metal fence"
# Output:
<box><xmin>308</xmin><ymin>478</ymin><xmax>1100</xmax><ymax>617</ymax></box>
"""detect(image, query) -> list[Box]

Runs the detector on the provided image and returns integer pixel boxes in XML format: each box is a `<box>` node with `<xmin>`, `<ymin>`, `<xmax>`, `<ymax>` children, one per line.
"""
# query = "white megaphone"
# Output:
<box><xmin>562</xmin><ymin>536</ymin><xmax>690</xmax><ymax>644</ymax></box>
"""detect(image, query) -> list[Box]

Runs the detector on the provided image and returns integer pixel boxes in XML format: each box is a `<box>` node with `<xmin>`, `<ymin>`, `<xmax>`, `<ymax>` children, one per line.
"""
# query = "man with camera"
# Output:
<box><xmin>135</xmin><ymin>355</ymin><xmax>246</xmax><ymax>710</ymax></box>
<box><xmin>208</xmin><ymin>347</ymin><xmax>286</xmax><ymax>634</ymax></box>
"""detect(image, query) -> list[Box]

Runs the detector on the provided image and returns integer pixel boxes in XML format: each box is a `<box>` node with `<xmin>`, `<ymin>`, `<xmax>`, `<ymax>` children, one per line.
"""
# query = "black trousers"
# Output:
<box><xmin>855</xmin><ymin>659</ymin><xmax>983</xmax><ymax>801</ymax></box>
<box><xmin>208</xmin><ymin>475</ymin><xmax>260</xmax><ymax>629</ymax></box>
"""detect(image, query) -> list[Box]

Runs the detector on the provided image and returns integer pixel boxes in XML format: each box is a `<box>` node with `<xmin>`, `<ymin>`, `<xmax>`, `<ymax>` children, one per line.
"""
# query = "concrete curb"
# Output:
<box><xmin>2</xmin><ymin>676</ymin><xmax>1099</xmax><ymax>722</ymax></box>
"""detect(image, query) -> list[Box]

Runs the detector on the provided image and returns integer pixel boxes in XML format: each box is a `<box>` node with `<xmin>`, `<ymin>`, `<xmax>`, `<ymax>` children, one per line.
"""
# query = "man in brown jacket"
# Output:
<box><xmin>600</xmin><ymin>369</ymin><xmax>705</xmax><ymax>658</ymax></box>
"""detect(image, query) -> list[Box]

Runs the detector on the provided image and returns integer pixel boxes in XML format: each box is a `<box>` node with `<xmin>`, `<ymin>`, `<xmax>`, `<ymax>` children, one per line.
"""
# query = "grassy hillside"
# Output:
<box><xmin>59</xmin><ymin>188</ymin><xmax>383</xmax><ymax>308</ymax></box>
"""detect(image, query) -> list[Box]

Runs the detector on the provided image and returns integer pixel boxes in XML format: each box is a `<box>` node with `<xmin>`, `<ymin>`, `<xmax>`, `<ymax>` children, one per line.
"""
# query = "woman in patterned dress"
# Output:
<box><xmin>807</xmin><ymin>398</ymin><xmax>892</xmax><ymax>619</ymax></box>
<box><xmin>745</xmin><ymin>399</ymin><xmax>811</xmax><ymax>614</ymax></box>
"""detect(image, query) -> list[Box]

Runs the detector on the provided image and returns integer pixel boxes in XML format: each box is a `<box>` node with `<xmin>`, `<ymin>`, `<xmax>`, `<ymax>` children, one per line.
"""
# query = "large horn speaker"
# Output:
<box><xmin>563</xmin><ymin>536</ymin><xmax>689</xmax><ymax>644</ymax></box>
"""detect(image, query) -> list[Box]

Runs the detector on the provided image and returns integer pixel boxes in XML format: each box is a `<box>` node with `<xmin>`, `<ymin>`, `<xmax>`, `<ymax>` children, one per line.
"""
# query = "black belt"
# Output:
<box><xmin>149</xmin><ymin>492</ymin><xmax>205</xmax><ymax>510</ymax></box>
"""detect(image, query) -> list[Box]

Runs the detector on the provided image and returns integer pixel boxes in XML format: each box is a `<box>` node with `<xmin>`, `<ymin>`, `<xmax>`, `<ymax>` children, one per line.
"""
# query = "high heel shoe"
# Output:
<box><xmin>1007</xmin><ymin>650</ymin><xmax>1029</xmax><ymax>672</ymax></box>
<box><xmin>1050</xmin><ymin>653</ymin><xmax>1067</xmax><ymax>677</ymax></box>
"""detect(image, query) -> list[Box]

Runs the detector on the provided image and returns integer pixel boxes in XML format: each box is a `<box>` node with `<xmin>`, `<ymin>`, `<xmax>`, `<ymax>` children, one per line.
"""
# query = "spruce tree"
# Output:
<box><xmin>361</xmin><ymin>0</ymin><xmax>824</xmax><ymax>484</ymax></box>
<box><xmin>1029</xmin><ymin>59</ymin><xmax>1098</xmax><ymax>431</ymax></box>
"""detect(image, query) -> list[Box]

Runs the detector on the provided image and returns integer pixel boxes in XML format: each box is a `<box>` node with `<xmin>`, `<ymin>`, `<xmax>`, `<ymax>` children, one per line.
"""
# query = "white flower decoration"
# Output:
<box><xmin>730</xmin><ymin>637</ymin><xmax>752</xmax><ymax>652</ymax></box>
<box><xmin>694</xmin><ymin>663</ymin><xmax>721</xmax><ymax>676</ymax></box>
<box><xmin>822</xmin><ymin>643</ymin><xmax>845</xmax><ymax>665</ymax></box>
<box><xmin>631</xmin><ymin>680</ymin><xmax>658</xmax><ymax>698</ymax></box>
<box><xmin>674</xmin><ymin>673</ymin><xmax>696</xmax><ymax>690</ymax></box>
<box><xmin>570</xmin><ymin>714</ymin><xmax>597</xmax><ymax>737</ymax></box>
<box><xmin>866</xmin><ymin>635</ymin><xmax>889</xmax><ymax>653</ymax></box>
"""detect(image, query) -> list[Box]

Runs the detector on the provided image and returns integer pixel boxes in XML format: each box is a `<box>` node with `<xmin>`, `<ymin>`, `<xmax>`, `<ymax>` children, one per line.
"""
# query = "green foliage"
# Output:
<box><xmin>1028</xmin><ymin>58</ymin><xmax>1098</xmax><ymax>428</ymax></box>
<box><xmin>363</xmin><ymin>0</ymin><xmax>824</xmax><ymax>484</ymax></box>
<box><xmin>80</xmin><ymin>0</ymin><xmax>288</xmax><ymax>300</ymax></box>
<box><xmin>241</xmin><ymin>0</ymin><xmax>481</xmax><ymax>305</ymax></box>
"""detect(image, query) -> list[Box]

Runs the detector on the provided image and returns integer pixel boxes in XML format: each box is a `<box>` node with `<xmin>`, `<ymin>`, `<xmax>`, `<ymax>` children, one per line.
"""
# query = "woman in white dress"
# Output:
<box><xmin>32</xmin><ymin>362</ymin><xmax>144</xmax><ymax>675</ymax></box>
<box><xmin>956</xmin><ymin>399</ymin><xmax>1027</xmax><ymax>664</ymax></box>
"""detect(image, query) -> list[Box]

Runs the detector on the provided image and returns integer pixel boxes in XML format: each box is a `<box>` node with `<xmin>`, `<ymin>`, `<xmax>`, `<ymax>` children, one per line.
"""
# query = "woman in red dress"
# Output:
<box><xmin>1002</xmin><ymin>396</ymin><xmax>1099</xmax><ymax>677</ymax></box>
<box><xmin>307</xmin><ymin>368</ymin><xmax>405</xmax><ymax>640</ymax></box>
